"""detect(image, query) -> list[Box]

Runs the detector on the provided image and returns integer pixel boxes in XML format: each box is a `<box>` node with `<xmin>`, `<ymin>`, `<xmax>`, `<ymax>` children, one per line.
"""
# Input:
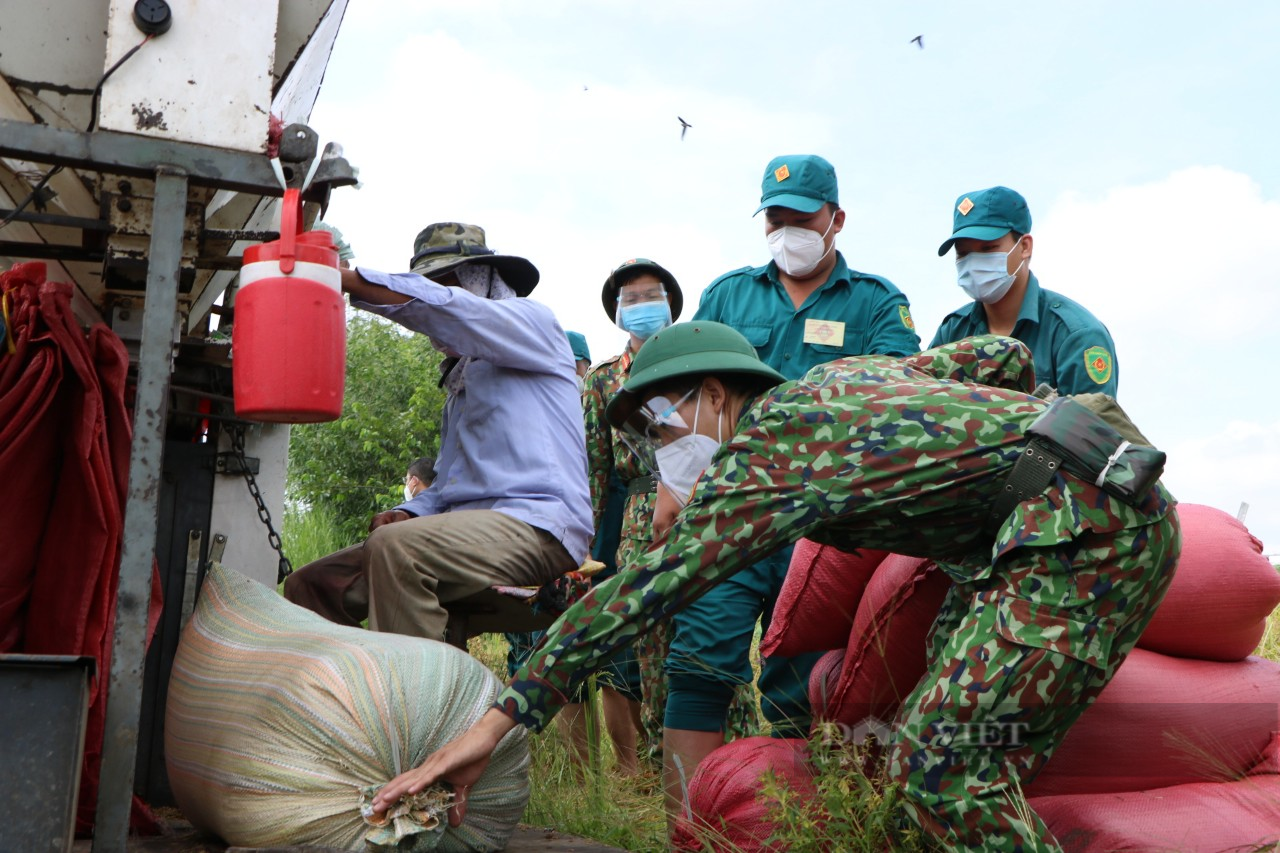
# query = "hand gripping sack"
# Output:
<box><xmin>165</xmin><ymin>564</ymin><xmax>529</xmax><ymax>851</ymax></box>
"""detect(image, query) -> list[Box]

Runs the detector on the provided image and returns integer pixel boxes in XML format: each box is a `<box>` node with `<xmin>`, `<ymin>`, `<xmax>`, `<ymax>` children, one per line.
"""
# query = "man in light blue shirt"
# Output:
<box><xmin>283</xmin><ymin>223</ymin><xmax>592</xmax><ymax>642</ymax></box>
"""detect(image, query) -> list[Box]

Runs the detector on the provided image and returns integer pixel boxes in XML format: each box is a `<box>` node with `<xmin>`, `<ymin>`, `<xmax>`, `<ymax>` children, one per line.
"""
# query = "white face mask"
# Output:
<box><xmin>766</xmin><ymin>213</ymin><xmax>836</xmax><ymax>277</ymax></box>
<box><xmin>956</xmin><ymin>238</ymin><xmax>1026</xmax><ymax>304</ymax></box>
<box><xmin>403</xmin><ymin>484</ymin><xmax>416</xmax><ymax>502</ymax></box>
<box><xmin>654</xmin><ymin>389</ymin><xmax>723</xmax><ymax>505</ymax></box>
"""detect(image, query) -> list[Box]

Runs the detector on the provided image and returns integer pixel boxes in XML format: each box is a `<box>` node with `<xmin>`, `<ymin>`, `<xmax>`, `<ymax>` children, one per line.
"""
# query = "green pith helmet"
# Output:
<box><xmin>605</xmin><ymin>321</ymin><xmax>785</xmax><ymax>428</ymax></box>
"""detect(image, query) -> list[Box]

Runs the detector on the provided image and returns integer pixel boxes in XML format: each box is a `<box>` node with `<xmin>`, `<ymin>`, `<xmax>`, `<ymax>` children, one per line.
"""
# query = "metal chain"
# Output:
<box><xmin>229</xmin><ymin>424</ymin><xmax>293</xmax><ymax>583</ymax></box>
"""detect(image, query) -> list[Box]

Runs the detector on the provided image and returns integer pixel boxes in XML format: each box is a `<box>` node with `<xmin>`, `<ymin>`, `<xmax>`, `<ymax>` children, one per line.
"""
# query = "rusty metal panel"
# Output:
<box><xmin>0</xmin><ymin>655</ymin><xmax>96</xmax><ymax>853</ymax></box>
<box><xmin>97</xmin><ymin>0</ymin><xmax>279</xmax><ymax>153</ymax></box>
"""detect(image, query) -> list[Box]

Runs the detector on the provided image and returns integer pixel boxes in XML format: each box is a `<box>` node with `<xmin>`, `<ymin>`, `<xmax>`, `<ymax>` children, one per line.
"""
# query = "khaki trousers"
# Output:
<box><xmin>282</xmin><ymin>510</ymin><xmax>574</xmax><ymax>641</ymax></box>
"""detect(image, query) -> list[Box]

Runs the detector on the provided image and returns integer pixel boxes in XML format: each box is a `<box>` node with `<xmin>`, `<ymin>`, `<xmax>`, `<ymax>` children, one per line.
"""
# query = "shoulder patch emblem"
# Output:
<box><xmin>1084</xmin><ymin>346</ymin><xmax>1113</xmax><ymax>385</ymax></box>
<box><xmin>899</xmin><ymin>304</ymin><xmax>915</xmax><ymax>331</ymax></box>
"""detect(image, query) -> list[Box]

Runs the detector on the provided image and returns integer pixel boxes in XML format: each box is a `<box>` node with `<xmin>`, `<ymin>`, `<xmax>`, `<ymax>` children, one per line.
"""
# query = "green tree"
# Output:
<box><xmin>286</xmin><ymin>311</ymin><xmax>447</xmax><ymax>545</ymax></box>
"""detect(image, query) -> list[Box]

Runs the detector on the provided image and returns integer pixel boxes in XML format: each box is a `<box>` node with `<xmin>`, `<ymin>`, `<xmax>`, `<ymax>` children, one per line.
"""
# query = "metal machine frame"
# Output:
<box><xmin>0</xmin><ymin>115</ymin><xmax>356</xmax><ymax>853</ymax></box>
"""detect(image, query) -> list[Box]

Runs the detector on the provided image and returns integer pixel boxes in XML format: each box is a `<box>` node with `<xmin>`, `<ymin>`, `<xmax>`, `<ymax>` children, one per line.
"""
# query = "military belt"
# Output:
<box><xmin>626</xmin><ymin>475</ymin><xmax>656</xmax><ymax>496</ymax></box>
<box><xmin>985</xmin><ymin>438</ymin><xmax>1064</xmax><ymax>536</ymax></box>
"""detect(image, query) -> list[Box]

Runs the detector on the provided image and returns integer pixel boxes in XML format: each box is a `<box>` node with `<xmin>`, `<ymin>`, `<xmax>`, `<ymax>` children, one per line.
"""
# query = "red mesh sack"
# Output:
<box><xmin>1137</xmin><ymin>503</ymin><xmax>1280</xmax><ymax>661</ymax></box>
<box><xmin>1032</xmin><ymin>771</ymin><xmax>1280</xmax><ymax>852</ymax></box>
<box><xmin>820</xmin><ymin>555</ymin><xmax>951</xmax><ymax>728</ymax></box>
<box><xmin>1029</xmin><ymin>648</ymin><xmax>1280</xmax><ymax>797</ymax></box>
<box><xmin>760</xmin><ymin>540</ymin><xmax>887</xmax><ymax>657</ymax></box>
<box><xmin>807</xmin><ymin>648</ymin><xmax>845</xmax><ymax>722</ymax></box>
<box><xmin>671</xmin><ymin>737</ymin><xmax>813</xmax><ymax>852</ymax></box>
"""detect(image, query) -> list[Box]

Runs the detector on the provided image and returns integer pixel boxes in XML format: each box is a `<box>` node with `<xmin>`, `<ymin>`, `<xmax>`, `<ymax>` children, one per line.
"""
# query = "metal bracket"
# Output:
<box><xmin>214</xmin><ymin>452</ymin><xmax>259</xmax><ymax>475</ymax></box>
<box><xmin>208</xmin><ymin>532</ymin><xmax>227</xmax><ymax>564</ymax></box>
<box><xmin>179</xmin><ymin>530</ymin><xmax>203</xmax><ymax>629</ymax></box>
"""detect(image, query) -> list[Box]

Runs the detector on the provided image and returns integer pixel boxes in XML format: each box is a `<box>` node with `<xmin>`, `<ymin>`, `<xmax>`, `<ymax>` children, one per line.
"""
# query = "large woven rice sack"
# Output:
<box><xmin>760</xmin><ymin>540</ymin><xmax>888</xmax><ymax>658</ymax></box>
<box><xmin>814</xmin><ymin>555</ymin><xmax>950</xmax><ymax>728</ymax></box>
<box><xmin>1137</xmin><ymin>503</ymin><xmax>1280</xmax><ymax>661</ymax></box>
<box><xmin>165</xmin><ymin>564</ymin><xmax>529</xmax><ymax>851</ymax></box>
<box><xmin>671</xmin><ymin>737</ymin><xmax>813</xmax><ymax>852</ymax></box>
<box><xmin>1031</xmin><ymin>769</ymin><xmax>1280</xmax><ymax>852</ymax></box>
<box><xmin>1028</xmin><ymin>648</ymin><xmax>1280</xmax><ymax>797</ymax></box>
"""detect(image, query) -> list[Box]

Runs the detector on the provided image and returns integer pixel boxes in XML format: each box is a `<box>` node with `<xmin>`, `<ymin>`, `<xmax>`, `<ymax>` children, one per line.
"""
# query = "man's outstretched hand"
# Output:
<box><xmin>370</xmin><ymin>708</ymin><xmax>519</xmax><ymax>828</ymax></box>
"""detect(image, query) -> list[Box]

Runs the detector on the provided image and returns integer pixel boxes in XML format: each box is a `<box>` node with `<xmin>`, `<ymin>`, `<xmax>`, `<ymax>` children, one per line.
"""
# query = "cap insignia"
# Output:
<box><xmin>957</xmin><ymin>197</ymin><xmax>975</xmax><ymax>216</ymax></box>
<box><xmin>774</xmin><ymin>164</ymin><xmax>790</xmax><ymax>182</ymax></box>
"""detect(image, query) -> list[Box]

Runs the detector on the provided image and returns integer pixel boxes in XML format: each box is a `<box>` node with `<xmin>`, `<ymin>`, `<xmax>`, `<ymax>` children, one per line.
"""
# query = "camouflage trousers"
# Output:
<box><xmin>887</xmin><ymin>507</ymin><xmax>1182</xmax><ymax>852</ymax></box>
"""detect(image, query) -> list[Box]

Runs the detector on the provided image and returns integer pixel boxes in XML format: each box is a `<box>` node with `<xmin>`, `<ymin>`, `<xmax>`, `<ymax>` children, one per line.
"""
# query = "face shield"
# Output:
<box><xmin>615</xmin><ymin>387</ymin><xmax>696</xmax><ymax>479</ymax></box>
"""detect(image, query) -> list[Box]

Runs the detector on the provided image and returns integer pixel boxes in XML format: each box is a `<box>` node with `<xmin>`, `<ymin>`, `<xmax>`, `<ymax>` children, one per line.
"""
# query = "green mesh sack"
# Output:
<box><xmin>165</xmin><ymin>564</ymin><xmax>529</xmax><ymax>851</ymax></box>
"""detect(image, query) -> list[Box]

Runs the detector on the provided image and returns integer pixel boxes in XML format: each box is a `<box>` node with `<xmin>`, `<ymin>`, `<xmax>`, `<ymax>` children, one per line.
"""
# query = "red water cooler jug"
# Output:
<box><xmin>233</xmin><ymin>188</ymin><xmax>346</xmax><ymax>422</ymax></box>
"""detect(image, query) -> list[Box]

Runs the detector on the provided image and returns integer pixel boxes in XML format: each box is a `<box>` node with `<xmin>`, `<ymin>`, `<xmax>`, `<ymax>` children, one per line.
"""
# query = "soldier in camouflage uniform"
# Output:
<box><xmin>372</xmin><ymin>323</ymin><xmax>1181</xmax><ymax>851</ymax></box>
<box><xmin>580</xmin><ymin>258</ymin><xmax>684</xmax><ymax>770</ymax></box>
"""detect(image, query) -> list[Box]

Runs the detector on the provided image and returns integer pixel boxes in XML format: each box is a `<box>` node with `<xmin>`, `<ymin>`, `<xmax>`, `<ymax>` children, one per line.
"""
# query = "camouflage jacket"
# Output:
<box><xmin>496</xmin><ymin>336</ymin><xmax>1174</xmax><ymax>731</ymax></box>
<box><xmin>582</xmin><ymin>347</ymin><xmax>656</xmax><ymax>547</ymax></box>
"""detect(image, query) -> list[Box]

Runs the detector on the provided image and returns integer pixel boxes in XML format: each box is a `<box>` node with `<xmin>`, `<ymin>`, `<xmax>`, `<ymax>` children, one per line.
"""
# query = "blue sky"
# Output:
<box><xmin>310</xmin><ymin>1</ymin><xmax>1280</xmax><ymax>554</ymax></box>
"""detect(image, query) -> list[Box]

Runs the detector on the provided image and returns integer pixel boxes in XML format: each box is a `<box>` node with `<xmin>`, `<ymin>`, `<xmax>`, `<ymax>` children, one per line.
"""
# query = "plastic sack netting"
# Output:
<box><xmin>809</xmin><ymin>555</ymin><xmax>951</xmax><ymax>728</ymax></box>
<box><xmin>1028</xmin><ymin>648</ymin><xmax>1280</xmax><ymax>797</ymax></box>
<box><xmin>760</xmin><ymin>539</ymin><xmax>887</xmax><ymax>658</ymax></box>
<box><xmin>1136</xmin><ymin>502</ymin><xmax>1280</xmax><ymax>661</ymax></box>
<box><xmin>165</xmin><ymin>564</ymin><xmax>530</xmax><ymax>851</ymax></box>
<box><xmin>671</xmin><ymin>736</ymin><xmax>814</xmax><ymax>852</ymax></box>
<box><xmin>1031</xmin><ymin>769</ymin><xmax>1280</xmax><ymax>852</ymax></box>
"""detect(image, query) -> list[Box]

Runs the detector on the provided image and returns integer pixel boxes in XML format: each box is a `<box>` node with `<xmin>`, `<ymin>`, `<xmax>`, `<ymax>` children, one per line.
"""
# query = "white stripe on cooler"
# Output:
<box><xmin>240</xmin><ymin>260</ymin><xmax>341</xmax><ymax>291</ymax></box>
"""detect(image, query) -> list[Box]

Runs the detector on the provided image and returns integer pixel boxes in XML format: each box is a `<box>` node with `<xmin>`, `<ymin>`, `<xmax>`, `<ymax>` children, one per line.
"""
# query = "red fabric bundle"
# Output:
<box><xmin>813</xmin><ymin>555</ymin><xmax>951</xmax><ymax>728</ymax></box>
<box><xmin>760</xmin><ymin>539</ymin><xmax>887</xmax><ymax>657</ymax></box>
<box><xmin>1137</xmin><ymin>503</ymin><xmax>1280</xmax><ymax>661</ymax></box>
<box><xmin>672</xmin><ymin>737</ymin><xmax>813</xmax><ymax>852</ymax></box>
<box><xmin>0</xmin><ymin>264</ymin><xmax>162</xmax><ymax>833</ymax></box>
<box><xmin>1029</xmin><ymin>648</ymin><xmax>1280</xmax><ymax>797</ymax></box>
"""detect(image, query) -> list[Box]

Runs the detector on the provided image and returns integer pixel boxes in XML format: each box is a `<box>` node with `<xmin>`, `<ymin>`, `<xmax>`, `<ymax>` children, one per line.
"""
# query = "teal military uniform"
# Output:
<box><xmin>694</xmin><ymin>253</ymin><xmax>920</xmax><ymax>380</ymax></box>
<box><xmin>676</xmin><ymin>154</ymin><xmax>922</xmax><ymax>739</ymax></box>
<box><xmin>931</xmin><ymin>272</ymin><xmax>1118</xmax><ymax>397</ymax></box>
<box><xmin>677</xmin><ymin>253</ymin><xmax>920</xmax><ymax>738</ymax></box>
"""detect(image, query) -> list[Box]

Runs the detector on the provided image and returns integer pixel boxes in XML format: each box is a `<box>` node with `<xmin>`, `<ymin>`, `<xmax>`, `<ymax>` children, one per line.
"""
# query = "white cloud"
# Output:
<box><xmin>1034</xmin><ymin>167</ymin><xmax>1280</xmax><ymax>552</ymax></box>
<box><xmin>309</xmin><ymin>19</ymin><xmax>832</xmax><ymax>361</ymax></box>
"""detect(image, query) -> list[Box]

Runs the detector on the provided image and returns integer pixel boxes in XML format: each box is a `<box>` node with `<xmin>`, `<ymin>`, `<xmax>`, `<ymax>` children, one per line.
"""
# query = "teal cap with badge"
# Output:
<box><xmin>754</xmin><ymin>154</ymin><xmax>839</xmax><ymax>215</ymax></box>
<box><xmin>937</xmin><ymin>186</ymin><xmax>1032</xmax><ymax>256</ymax></box>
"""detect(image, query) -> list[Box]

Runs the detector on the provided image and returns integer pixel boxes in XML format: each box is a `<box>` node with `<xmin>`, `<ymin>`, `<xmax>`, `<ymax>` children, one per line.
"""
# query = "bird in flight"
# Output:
<box><xmin>911</xmin><ymin>35</ymin><xmax>924</xmax><ymax>49</ymax></box>
<box><xmin>678</xmin><ymin>116</ymin><xmax>692</xmax><ymax>140</ymax></box>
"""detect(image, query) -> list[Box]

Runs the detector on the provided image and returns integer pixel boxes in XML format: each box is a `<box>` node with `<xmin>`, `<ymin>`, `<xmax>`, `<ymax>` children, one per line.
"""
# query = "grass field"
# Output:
<box><xmin>282</xmin><ymin>511</ymin><xmax>1280</xmax><ymax>851</ymax></box>
<box><xmin>496</xmin><ymin>604</ymin><xmax>1280</xmax><ymax>852</ymax></box>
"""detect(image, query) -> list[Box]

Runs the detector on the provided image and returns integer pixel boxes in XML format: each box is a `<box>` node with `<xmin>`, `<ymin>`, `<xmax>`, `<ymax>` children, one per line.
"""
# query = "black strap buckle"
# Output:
<box><xmin>985</xmin><ymin>438</ymin><xmax>1063</xmax><ymax>536</ymax></box>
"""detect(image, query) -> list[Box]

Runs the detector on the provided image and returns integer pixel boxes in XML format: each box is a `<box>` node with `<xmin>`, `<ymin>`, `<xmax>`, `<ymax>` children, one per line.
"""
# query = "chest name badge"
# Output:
<box><xmin>803</xmin><ymin>318</ymin><xmax>845</xmax><ymax>346</ymax></box>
